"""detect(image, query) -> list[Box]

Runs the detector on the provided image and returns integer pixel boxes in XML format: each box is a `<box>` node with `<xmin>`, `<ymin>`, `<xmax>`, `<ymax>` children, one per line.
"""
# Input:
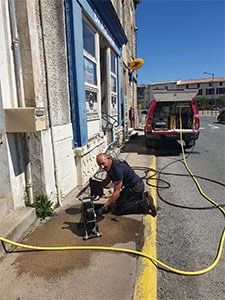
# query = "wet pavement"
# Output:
<box><xmin>0</xmin><ymin>140</ymin><xmax>154</xmax><ymax>300</ymax></box>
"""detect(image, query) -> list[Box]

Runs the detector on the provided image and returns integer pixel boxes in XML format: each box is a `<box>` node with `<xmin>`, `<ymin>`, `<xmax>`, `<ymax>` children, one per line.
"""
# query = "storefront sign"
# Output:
<box><xmin>129</xmin><ymin>58</ymin><xmax>144</xmax><ymax>71</ymax></box>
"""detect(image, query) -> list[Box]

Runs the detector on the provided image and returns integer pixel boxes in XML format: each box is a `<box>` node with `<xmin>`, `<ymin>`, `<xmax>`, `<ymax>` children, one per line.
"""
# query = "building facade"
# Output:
<box><xmin>112</xmin><ymin>0</ymin><xmax>140</xmax><ymax>135</ymax></box>
<box><xmin>138</xmin><ymin>77</ymin><xmax>225</xmax><ymax>108</ymax></box>
<box><xmin>0</xmin><ymin>0</ymin><xmax>139</xmax><ymax>243</ymax></box>
<box><xmin>177</xmin><ymin>77</ymin><xmax>225</xmax><ymax>106</ymax></box>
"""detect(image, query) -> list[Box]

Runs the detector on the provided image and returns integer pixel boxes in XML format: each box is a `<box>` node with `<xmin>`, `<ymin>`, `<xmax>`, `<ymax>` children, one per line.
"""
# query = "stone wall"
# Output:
<box><xmin>74</xmin><ymin>133</ymin><xmax>106</xmax><ymax>186</ymax></box>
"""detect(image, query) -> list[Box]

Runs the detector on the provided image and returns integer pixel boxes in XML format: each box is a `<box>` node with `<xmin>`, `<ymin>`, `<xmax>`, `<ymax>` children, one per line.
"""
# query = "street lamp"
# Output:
<box><xmin>203</xmin><ymin>71</ymin><xmax>215</xmax><ymax>106</ymax></box>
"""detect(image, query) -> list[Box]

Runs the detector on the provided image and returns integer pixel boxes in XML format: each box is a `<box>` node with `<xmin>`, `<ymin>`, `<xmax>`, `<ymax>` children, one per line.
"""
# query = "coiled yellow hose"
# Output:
<box><xmin>0</xmin><ymin>110</ymin><xmax>224</xmax><ymax>276</ymax></box>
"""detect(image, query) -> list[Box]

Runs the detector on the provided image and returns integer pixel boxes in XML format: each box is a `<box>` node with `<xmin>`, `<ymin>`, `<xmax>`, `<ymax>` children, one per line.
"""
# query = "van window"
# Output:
<box><xmin>152</xmin><ymin>101</ymin><xmax>193</xmax><ymax>129</ymax></box>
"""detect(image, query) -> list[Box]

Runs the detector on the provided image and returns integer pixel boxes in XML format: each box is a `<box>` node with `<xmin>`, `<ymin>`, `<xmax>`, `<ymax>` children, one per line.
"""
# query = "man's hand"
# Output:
<box><xmin>96</xmin><ymin>206</ymin><xmax>109</xmax><ymax>216</ymax></box>
<box><xmin>96</xmin><ymin>206</ymin><xmax>105</xmax><ymax>216</ymax></box>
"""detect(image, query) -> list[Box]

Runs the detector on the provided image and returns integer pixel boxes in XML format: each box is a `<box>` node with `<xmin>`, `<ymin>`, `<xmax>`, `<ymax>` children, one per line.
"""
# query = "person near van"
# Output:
<box><xmin>96</xmin><ymin>153</ymin><xmax>156</xmax><ymax>216</ymax></box>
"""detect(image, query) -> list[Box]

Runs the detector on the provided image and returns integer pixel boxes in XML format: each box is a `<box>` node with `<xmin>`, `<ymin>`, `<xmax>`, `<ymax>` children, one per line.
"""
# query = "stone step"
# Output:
<box><xmin>0</xmin><ymin>207</ymin><xmax>36</xmax><ymax>257</ymax></box>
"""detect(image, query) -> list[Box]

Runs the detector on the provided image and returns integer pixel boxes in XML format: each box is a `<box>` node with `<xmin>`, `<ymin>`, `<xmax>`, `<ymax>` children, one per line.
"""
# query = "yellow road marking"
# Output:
<box><xmin>133</xmin><ymin>156</ymin><xmax>157</xmax><ymax>299</ymax></box>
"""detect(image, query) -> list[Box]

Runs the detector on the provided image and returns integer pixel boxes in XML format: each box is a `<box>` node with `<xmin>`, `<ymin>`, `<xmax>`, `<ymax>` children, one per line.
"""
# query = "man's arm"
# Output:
<box><xmin>104</xmin><ymin>180</ymin><xmax>123</xmax><ymax>208</ymax></box>
<box><xmin>101</xmin><ymin>173</ymin><xmax>111</xmax><ymax>188</ymax></box>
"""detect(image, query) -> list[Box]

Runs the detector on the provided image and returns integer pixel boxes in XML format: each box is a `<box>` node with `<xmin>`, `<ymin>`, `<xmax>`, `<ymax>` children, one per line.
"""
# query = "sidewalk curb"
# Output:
<box><xmin>133</xmin><ymin>155</ymin><xmax>157</xmax><ymax>300</ymax></box>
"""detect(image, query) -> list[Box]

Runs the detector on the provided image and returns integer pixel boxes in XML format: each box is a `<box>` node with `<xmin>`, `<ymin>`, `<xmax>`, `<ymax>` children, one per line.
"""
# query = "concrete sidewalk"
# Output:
<box><xmin>0</xmin><ymin>142</ymin><xmax>156</xmax><ymax>300</ymax></box>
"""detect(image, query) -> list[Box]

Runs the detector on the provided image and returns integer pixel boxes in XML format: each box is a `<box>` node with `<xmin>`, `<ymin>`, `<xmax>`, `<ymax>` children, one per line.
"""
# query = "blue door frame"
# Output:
<box><xmin>65</xmin><ymin>0</ymin><xmax>88</xmax><ymax>147</ymax></box>
<box><xmin>65</xmin><ymin>0</ymin><xmax>127</xmax><ymax>147</ymax></box>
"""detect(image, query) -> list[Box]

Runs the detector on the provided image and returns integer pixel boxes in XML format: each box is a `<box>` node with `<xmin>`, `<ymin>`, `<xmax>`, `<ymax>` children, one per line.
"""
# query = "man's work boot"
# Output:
<box><xmin>143</xmin><ymin>191</ymin><xmax>157</xmax><ymax>217</ymax></box>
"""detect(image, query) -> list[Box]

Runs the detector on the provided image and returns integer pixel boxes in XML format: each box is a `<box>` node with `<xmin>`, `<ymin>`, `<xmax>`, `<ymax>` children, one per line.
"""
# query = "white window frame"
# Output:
<box><xmin>83</xmin><ymin>17</ymin><xmax>101</xmax><ymax>121</ymax></box>
<box><xmin>110</xmin><ymin>50</ymin><xmax>118</xmax><ymax>114</ymax></box>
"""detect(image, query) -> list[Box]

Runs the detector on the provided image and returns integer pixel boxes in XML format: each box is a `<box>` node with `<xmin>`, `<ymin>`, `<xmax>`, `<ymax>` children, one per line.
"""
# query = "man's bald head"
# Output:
<box><xmin>96</xmin><ymin>153</ymin><xmax>112</xmax><ymax>171</ymax></box>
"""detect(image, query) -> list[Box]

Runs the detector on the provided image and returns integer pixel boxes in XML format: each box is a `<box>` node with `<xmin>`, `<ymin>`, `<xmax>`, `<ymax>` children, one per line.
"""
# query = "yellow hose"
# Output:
<box><xmin>0</xmin><ymin>234</ymin><xmax>224</xmax><ymax>276</ymax></box>
<box><xmin>179</xmin><ymin>109</ymin><xmax>225</xmax><ymax>215</ymax></box>
<box><xmin>0</xmin><ymin>111</ymin><xmax>224</xmax><ymax>276</ymax></box>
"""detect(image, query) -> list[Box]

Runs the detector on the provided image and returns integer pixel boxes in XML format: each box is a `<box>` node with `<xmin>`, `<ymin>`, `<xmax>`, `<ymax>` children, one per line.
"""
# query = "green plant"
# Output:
<box><xmin>215</xmin><ymin>96</ymin><xmax>225</xmax><ymax>108</ymax></box>
<box><xmin>196</xmin><ymin>97</ymin><xmax>208</xmax><ymax>110</ymax></box>
<box><xmin>28</xmin><ymin>194</ymin><xmax>54</xmax><ymax>220</ymax></box>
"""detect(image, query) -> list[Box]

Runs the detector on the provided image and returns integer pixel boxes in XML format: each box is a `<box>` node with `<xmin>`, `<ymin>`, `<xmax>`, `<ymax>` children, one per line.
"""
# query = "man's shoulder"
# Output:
<box><xmin>112</xmin><ymin>159</ymin><xmax>128</xmax><ymax>167</ymax></box>
<box><xmin>112</xmin><ymin>159</ymin><xmax>124</xmax><ymax>165</ymax></box>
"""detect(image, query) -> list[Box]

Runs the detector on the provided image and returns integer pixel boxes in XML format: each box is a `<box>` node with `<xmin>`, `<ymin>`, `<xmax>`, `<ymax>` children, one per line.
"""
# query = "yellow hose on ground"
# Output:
<box><xmin>179</xmin><ymin>108</ymin><xmax>225</xmax><ymax>215</ymax></box>
<box><xmin>0</xmin><ymin>234</ymin><xmax>224</xmax><ymax>276</ymax></box>
<box><xmin>0</xmin><ymin>110</ymin><xmax>224</xmax><ymax>276</ymax></box>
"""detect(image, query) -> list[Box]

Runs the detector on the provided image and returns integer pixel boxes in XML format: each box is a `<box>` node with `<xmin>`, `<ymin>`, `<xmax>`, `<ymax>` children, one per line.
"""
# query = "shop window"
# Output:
<box><xmin>111</xmin><ymin>76</ymin><xmax>116</xmax><ymax>92</ymax></box>
<box><xmin>111</xmin><ymin>95</ymin><xmax>117</xmax><ymax>113</ymax></box>
<box><xmin>84</xmin><ymin>57</ymin><xmax>97</xmax><ymax>85</ymax></box>
<box><xmin>85</xmin><ymin>90</ymin><xmax>99</xmax><ymax>118</ymax></box>
<box><xmin>111</xmin><ymin>52</ymin><xmax>116</xmax><ymax>73</ymax></box>
<box><xmin>110</xmin><ymin>50</ymin><xmax>118</xmax><ymax>114</ymax></box>
<box><xmin>83</xmin><ymin>18</ymin><xmax>100</xmax><ymax>122</ymax></box>
<box><xmin>83</xmin><ymin>20</ymin><xmax>95</xmax><ymax>57</ymax></box>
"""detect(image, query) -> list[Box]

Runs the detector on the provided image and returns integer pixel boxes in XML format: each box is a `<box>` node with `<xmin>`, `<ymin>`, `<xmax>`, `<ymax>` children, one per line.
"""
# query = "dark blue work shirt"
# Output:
<box><xmin>107</xmin><ymin>159</ymin><xmax>141</xmax><ymax>187</ymax></box>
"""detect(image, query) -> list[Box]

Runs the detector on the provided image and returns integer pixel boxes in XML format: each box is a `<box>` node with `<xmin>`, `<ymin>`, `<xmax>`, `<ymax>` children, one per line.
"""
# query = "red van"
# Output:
<box><xmin>144</xmin><ymin>89</ymin><xmax>200</xmax><ymax>148</ymax></box>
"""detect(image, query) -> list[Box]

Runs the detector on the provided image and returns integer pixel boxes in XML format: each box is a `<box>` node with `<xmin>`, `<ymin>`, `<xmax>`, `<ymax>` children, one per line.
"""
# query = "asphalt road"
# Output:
<box><xmin>155</xmin><ymin>115</ymin><xmax>225</xmax><ymax>299</ymax></box>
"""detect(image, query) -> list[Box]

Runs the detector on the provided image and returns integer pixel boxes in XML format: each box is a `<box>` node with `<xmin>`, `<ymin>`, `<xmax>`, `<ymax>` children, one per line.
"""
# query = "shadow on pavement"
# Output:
<box><xmin>121</xmin><ymin>134</ymin><xmax>183</xmax><ymax>156</ymax></box>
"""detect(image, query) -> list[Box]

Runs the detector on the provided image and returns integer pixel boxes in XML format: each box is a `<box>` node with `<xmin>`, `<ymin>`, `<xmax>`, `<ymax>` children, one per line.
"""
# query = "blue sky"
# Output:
<box><xmin>136</xmin><ymin>0</ymin><xmax>225</xmax><ymax>84</ymax></box>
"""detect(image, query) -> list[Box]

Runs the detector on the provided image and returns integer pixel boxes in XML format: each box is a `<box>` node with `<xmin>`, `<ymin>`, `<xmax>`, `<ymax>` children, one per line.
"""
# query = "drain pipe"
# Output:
<box><xmin>39</xmin><ymin>0</ymin><xmax>62</xmax><ymax>206</ymax></box>
<box><xmin>8</xmin><ymin>0</ymin><xmax>33</xmax><ymax>204</ymax></box>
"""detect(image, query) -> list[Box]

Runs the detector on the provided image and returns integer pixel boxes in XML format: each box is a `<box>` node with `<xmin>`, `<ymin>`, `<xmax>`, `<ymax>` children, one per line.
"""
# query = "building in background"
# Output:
<box><xmin>0</xmin><ymin>0</ymin><xmax>139</xmax><ymax>246</ymax></box>
<box><xmin>138</xmin><ymin>77</ymin><xmax>225</xmax><ymax>108</ymax></box>
<box><xmin>137</xmin><ymin>77</ymin><xmax>225</xmax><ymax>128</ymax></box>
<box><xmin>177</xmin><ymin>78</ymin><xmax>225</xmax><ymax>107</ymax></box>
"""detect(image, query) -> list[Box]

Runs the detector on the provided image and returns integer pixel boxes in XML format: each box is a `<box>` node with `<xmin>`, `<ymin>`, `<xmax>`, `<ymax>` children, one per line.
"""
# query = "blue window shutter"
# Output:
<box><xmin>65</xmin><ymin>0</ymin><xmax>88</xmax><ymax>147</ymax></box>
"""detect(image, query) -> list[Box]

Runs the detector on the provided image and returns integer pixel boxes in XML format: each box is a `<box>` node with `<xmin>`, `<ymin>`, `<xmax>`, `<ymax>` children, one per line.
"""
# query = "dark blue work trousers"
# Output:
<box><xmin>111</xmin><ymin>180</ymin><xmax>147</xmax><ymax>215</ymax></box>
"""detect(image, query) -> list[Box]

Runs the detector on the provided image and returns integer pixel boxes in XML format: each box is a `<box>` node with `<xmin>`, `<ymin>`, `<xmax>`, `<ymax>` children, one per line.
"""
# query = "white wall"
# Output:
<box><xmin>0</xmin><ymin>0</ymin><xmax>28</xmax><ymax>211</ymax></box>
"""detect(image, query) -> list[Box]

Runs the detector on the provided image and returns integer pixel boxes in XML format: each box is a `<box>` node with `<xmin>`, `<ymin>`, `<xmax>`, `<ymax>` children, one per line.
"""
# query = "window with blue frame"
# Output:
<box><xmin>83</xmin><ymin>18</ymin><xmax>100</xmax><ymax>121</ymax></box>
<box><xmin>111</xmin><ymin>52</ymin><xmax>116</xmax><ymax>73</ymax></box>
<box><xmin>110</xmin><ymin>51</ymin><xmax>118</xmax><ymax>114</ymax></box>
<box><xmin>83</xmin><ymin>19</ymin><xmax>95</xmax><ymax>57</ymax></box>
<box><xmin>84</xmin><ymin>57</ymin><xmax>97</xmax><ymax>85</ymax></box>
